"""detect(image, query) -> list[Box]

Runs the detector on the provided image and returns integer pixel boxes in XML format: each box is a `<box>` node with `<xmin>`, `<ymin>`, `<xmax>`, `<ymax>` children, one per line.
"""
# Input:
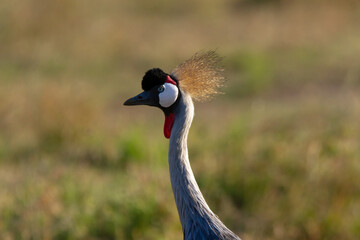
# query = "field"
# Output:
<box><xmin>1</xmin><ymin>0</ymin><xmax>360</xmax><ymax>239</ymax></box>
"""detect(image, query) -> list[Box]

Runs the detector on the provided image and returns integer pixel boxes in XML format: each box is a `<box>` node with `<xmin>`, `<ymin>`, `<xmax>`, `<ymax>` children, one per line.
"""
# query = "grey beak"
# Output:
<box><xmin>123</xmin><ymin>91</ymin><xmax>157</xmax><ymax>106</ymax></box>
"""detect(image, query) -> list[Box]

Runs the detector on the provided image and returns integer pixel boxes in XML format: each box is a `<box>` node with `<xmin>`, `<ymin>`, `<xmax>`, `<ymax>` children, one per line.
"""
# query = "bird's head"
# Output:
<box><xmin>124</xmin><ymin>68</ymin><xmax>180</xmax><ymax>138</ymax></box>
<box><xmin>124</xmin><ymin>51</ymin><xmax>225</xmax><ymax>139</ymax></box>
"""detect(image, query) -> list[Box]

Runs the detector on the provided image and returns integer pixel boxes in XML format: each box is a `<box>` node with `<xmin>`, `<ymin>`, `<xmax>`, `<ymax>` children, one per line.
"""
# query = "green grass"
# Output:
<box><xmin>2</xmin><ymin>95</ymin><xmax>359</xmax><ymax>240</ymax></box>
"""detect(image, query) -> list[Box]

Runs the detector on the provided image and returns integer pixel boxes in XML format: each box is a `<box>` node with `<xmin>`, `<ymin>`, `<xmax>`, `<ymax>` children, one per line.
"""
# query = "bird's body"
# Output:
<box><xmin>124</xmin><ymin>51</ymin><xmax>241</xmax><ymax>240</ymax></box>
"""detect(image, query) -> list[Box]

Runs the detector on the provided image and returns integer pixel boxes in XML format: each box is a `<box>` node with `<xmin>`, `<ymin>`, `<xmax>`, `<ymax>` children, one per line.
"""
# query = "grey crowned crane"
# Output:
<box><xmin>124</xmin><ymin>51</ymin><xmax>241</xmax><ymax>240</ymax></box>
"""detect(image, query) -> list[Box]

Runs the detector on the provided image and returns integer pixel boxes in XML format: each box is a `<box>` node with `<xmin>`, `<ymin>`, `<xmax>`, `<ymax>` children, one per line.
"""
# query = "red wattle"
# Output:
<box><xmin>164</xmin><ymin>113</ymin><xmax>175</xmax><ymax>139</ymax></box>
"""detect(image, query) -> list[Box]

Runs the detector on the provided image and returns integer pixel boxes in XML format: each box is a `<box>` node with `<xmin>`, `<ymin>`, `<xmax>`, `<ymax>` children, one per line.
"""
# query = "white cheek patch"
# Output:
<box><xmin>159</xmin><ymin>83</ymin><xmax>179</xmax><ymax>108</ymax></box>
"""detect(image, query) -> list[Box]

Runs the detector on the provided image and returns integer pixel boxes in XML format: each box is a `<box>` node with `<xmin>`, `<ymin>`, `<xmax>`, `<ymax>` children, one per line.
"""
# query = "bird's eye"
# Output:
<box><xmin>158</xmin><ymin>85</ymin><xmax>165</xmax><ymax>93</ymax></box>
<box><xmin>158</xmin><ymin>83</ymin><xmax>179</xmax><ymax>108</ymax></box>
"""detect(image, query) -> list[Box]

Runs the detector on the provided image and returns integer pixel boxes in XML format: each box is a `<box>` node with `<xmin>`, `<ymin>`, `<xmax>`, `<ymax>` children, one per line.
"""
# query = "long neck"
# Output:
<box><xmin>168</xmin><ymin>91</ymin><xmax>240</xmax><ymax>240</ymax></box>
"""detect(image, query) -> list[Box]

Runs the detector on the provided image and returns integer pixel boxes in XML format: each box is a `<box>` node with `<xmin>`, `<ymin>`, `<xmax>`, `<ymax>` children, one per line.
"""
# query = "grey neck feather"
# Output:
<box><xmin>168</xmin><ymin>91</ymin><xmax>241</xmax><ymax>240</ymax></box>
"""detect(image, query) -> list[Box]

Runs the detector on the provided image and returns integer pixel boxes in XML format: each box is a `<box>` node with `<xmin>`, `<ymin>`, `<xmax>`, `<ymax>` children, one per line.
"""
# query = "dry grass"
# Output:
<box><xmin>1</xmin><ymin>0</ymin><xmax>360</xmax><ymax>239</ymax></box>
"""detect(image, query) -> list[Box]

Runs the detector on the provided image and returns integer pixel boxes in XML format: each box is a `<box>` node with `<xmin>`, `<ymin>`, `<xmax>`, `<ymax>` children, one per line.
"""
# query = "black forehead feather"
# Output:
<box><xmin>142</xmin><ymin>68</ymin><xmax>168</xmax><ymax>91</ymax></box>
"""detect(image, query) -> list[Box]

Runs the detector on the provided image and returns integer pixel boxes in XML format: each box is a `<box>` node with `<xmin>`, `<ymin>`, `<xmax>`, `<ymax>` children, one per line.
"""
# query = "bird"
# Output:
<box><xmin>124</xmin><ymin>51</ymin><xmax>241</xmax><ymax>240</ymax></box>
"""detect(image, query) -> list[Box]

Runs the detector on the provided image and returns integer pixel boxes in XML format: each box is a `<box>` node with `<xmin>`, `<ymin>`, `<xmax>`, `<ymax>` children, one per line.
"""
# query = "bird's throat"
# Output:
<box><xmin>164</xmin><ymin>113</ymin><xmax>175</xmax><ymax>139</ymax></box>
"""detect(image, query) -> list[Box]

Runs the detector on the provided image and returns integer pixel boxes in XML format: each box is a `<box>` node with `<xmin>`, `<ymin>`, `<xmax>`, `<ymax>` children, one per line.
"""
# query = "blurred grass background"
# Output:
<box><xmin>1</xmin><ymin>0</ymin><xmax>360</xmax><ymax>239</ymax></box>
